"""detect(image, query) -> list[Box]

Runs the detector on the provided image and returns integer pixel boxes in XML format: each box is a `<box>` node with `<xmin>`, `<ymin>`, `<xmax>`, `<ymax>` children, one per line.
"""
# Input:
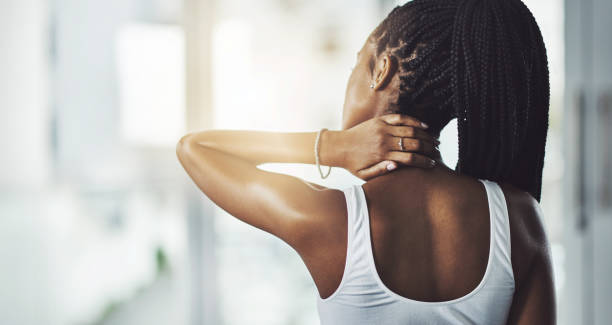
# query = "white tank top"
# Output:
<box><xmin>317</xmin><ymin>179</ymin><xmax>515</xmax><ymax>325</ymax></box>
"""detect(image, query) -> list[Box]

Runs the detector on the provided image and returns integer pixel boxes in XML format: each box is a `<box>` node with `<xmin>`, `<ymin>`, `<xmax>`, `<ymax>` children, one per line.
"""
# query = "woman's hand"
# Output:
<box><xmin>333</xmin><ymin>114</ymin><xmax>439</xmax><ymax>181</ymax></box>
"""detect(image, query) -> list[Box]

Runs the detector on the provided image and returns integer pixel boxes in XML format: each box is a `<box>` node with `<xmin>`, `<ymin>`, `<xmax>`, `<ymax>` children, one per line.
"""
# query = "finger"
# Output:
<box><xmin>356</xmin><ymin>160</ymin><xmax>398</xmax><ymax>180</ymax></box>
<box><xmin>379</xmin><ymin>113</ymin><xmax>428</xmax><ymax>129</ymax></box>
<box><xmin>385</xmin><ymin>151</ymin><xmax>436</xmax><ymax>169</ymax></box>
<box><xmin>384</xmin><ymin>125</ymin><xmax>437</xmax><ymax>143</ymax></box>
<box><xmin>385</xmin><ymin>136</ymin><xmax>436</xmax><ymax>154</ymax></box>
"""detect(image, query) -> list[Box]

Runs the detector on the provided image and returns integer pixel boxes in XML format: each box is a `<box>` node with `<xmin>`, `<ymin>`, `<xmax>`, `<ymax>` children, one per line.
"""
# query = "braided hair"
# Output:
<box><xmin>371</xmin><ymin>0</ymin><xmax>550</xmax><ymax>202</ymax></box>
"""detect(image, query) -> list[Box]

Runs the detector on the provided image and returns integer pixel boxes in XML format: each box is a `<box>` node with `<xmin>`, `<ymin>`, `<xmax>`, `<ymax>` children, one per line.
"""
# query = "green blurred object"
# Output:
<box><xmin>155</xmin><ymin>246</ymin><xmax>169</xmax><ymax>275</ymax></box>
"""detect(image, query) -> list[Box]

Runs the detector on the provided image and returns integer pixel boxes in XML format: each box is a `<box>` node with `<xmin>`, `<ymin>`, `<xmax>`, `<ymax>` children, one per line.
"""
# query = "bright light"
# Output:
<box><xmin>115</xmin><ymin>23</ymin><xmax>186</xmax><ymax>147</ymax></box>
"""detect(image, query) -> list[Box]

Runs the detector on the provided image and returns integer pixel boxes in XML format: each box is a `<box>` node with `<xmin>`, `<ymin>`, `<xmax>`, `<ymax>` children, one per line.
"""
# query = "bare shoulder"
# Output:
<box><xmin>295</xmin><ymin>186</ymin><xmax>348</xmax><ymax>249</ymax></box>
<box><xmin>290</xmin><ymin>185</ymin><xmax>350</xmax><ymax>299</ymax></box>
<box><xmin>498</xmin><ymin>182</ymin><xmax>556</xmax><ymax>325</ymax></box>
<box><xmin>498</xmin><ymin>183</ymin><xmax>550</xmax><ymax>279</ymax></box>
<box><xmin>500</xmin><ymin>184</ymin><xmax>549</xmax><ymax>241</ymax></box>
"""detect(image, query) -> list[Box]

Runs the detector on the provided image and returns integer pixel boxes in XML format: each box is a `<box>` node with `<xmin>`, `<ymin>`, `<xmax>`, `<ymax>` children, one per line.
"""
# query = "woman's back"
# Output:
<box><xmin>314</xmin><ymin>166</ymin><xmax>550</xmax><ymax>324</ymax></box>
<box><xmin>363</xmin><ymin>167</ymin><xmax>496</xmax><ymax>302</ymax></box>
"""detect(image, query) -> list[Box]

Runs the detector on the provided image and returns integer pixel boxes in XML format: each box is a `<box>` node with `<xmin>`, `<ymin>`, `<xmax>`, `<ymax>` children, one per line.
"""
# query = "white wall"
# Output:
<box><xmin>0</xmin><ymin>0</ymin><xmax>49</xmax><ymax>189</ymax></box>
<box><xmin>0</xmin><ymin>2</ymin><xmax>52</xmax><ymax>324</ymax></box>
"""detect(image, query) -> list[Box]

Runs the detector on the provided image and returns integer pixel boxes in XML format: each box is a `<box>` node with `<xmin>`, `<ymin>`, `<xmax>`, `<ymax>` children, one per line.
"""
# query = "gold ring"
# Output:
<box><xmin>399</xmin><ymin>137</ymin><xmax>404</xmax><ymax>151</ymax></box>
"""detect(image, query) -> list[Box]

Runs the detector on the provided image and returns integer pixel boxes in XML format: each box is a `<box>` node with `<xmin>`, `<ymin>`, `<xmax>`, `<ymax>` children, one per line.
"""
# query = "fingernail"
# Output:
<box><xmin>421</xmin><ymin>122</ymin><xmax>428</xmax><ymax>128</ymax></box>
<box><xmin>386</xmin><ymin>162</ymin><xmax>397</xmax><ymax>171</ymax></box>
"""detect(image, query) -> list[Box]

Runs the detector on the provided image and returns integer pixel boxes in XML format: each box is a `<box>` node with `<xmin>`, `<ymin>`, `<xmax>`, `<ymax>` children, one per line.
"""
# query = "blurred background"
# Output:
<box><xmin>0</xmin><ymin>0</ymin><xmax>609</xmax><ymax>324</ymax></box>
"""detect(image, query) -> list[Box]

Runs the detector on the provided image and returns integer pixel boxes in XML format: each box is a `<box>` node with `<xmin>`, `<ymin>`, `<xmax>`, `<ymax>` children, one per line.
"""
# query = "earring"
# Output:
<box><xmin>369</xmin><ymin>83</ymin><xmax>375</xmax><ymax>89</ymax></box>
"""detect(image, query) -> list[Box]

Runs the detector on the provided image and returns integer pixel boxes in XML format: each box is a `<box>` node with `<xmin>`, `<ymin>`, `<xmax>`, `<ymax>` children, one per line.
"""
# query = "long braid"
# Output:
<box><xmin>371</xmin><ymin>0</ymin><xmax>550</xmax><ymax>202</ymax></box>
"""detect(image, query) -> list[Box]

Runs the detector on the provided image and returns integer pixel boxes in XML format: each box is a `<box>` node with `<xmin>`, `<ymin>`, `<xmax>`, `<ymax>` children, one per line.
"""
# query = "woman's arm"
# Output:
<box><xmin>176</xmin><ymin>114</ymin><xmax>437</xmax><ymax>249</ymax></box>
<box><xmin>506</xmin><ymin>249</ymin><xmax>556</xmax><ymax>325</ymax></box>
<box><xmin>177</xmin><ymin>129</ymin><xmax>344</xmax><ymax>166</ymax></box>
<box><xmin>505</xmin><ymin>194</ymin><xmax>556</xmax><ymax>325</ymax></box>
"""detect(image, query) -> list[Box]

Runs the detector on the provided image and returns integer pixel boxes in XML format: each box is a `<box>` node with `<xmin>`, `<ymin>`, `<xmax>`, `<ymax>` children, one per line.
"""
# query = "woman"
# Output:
<box><xmin>177</xmin><ymin>0</ymin><xmax>555</xmax><ymax>324</ymax></box>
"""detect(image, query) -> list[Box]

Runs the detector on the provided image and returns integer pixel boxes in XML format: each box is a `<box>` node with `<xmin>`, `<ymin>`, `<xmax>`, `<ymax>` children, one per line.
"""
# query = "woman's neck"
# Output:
<box><xmin>429</xmin><ymin>147</ymin><xmax>450</xmax><ymax>170</ymax></box>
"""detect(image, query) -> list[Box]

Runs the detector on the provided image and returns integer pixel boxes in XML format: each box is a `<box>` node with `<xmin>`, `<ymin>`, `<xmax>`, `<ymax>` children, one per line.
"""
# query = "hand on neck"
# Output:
<box><xmin>429</xmin><ymin>147</ymin><xmax>452</xmax><ymax>172</ymax></box>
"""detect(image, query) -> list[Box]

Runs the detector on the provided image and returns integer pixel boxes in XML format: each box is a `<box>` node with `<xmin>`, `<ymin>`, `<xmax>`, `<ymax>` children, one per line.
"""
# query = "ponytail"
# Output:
<box><xmin>451</xmin><ymin>0</ymin><xmax>549</xmax><ymax>202</ymax></box>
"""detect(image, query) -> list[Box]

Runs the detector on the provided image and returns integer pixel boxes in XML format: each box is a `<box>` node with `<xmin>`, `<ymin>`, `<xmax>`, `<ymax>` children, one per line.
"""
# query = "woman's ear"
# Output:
<box><xmin>372</xmin><ymin>54</ymin><xmax>397</xmax><ymax>91</ymax></box>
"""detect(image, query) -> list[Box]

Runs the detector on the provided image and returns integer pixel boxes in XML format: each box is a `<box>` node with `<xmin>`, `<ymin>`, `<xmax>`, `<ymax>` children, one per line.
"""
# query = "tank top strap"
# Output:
<box><xmin>345</xmin><ymin>183</ymin><xmax>384</xmax><ymax>282</ymax></box>
<box><xmin>479</xmin><ymin>179</ymin><xmax>515</xmax><ymax>283</ymax></box>
<box><xmin>319</xmin><ymin>184</ymin><xmax>393</xmax><ymax>305</ymax></box>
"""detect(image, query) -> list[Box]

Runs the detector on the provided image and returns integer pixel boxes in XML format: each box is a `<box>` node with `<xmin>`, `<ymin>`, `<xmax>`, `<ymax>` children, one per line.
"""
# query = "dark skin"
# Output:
<box><xmin>177</xmin><ymin>34</ymin><xmax>555</xmax><ymax>324</ymax></box>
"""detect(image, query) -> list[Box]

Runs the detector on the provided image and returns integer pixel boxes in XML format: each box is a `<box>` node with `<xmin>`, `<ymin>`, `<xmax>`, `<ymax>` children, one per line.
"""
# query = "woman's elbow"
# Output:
<box><xmin>176</xmin><ymin>133</ymin><xmax>196</xmax><ymax>162</ymax></box>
